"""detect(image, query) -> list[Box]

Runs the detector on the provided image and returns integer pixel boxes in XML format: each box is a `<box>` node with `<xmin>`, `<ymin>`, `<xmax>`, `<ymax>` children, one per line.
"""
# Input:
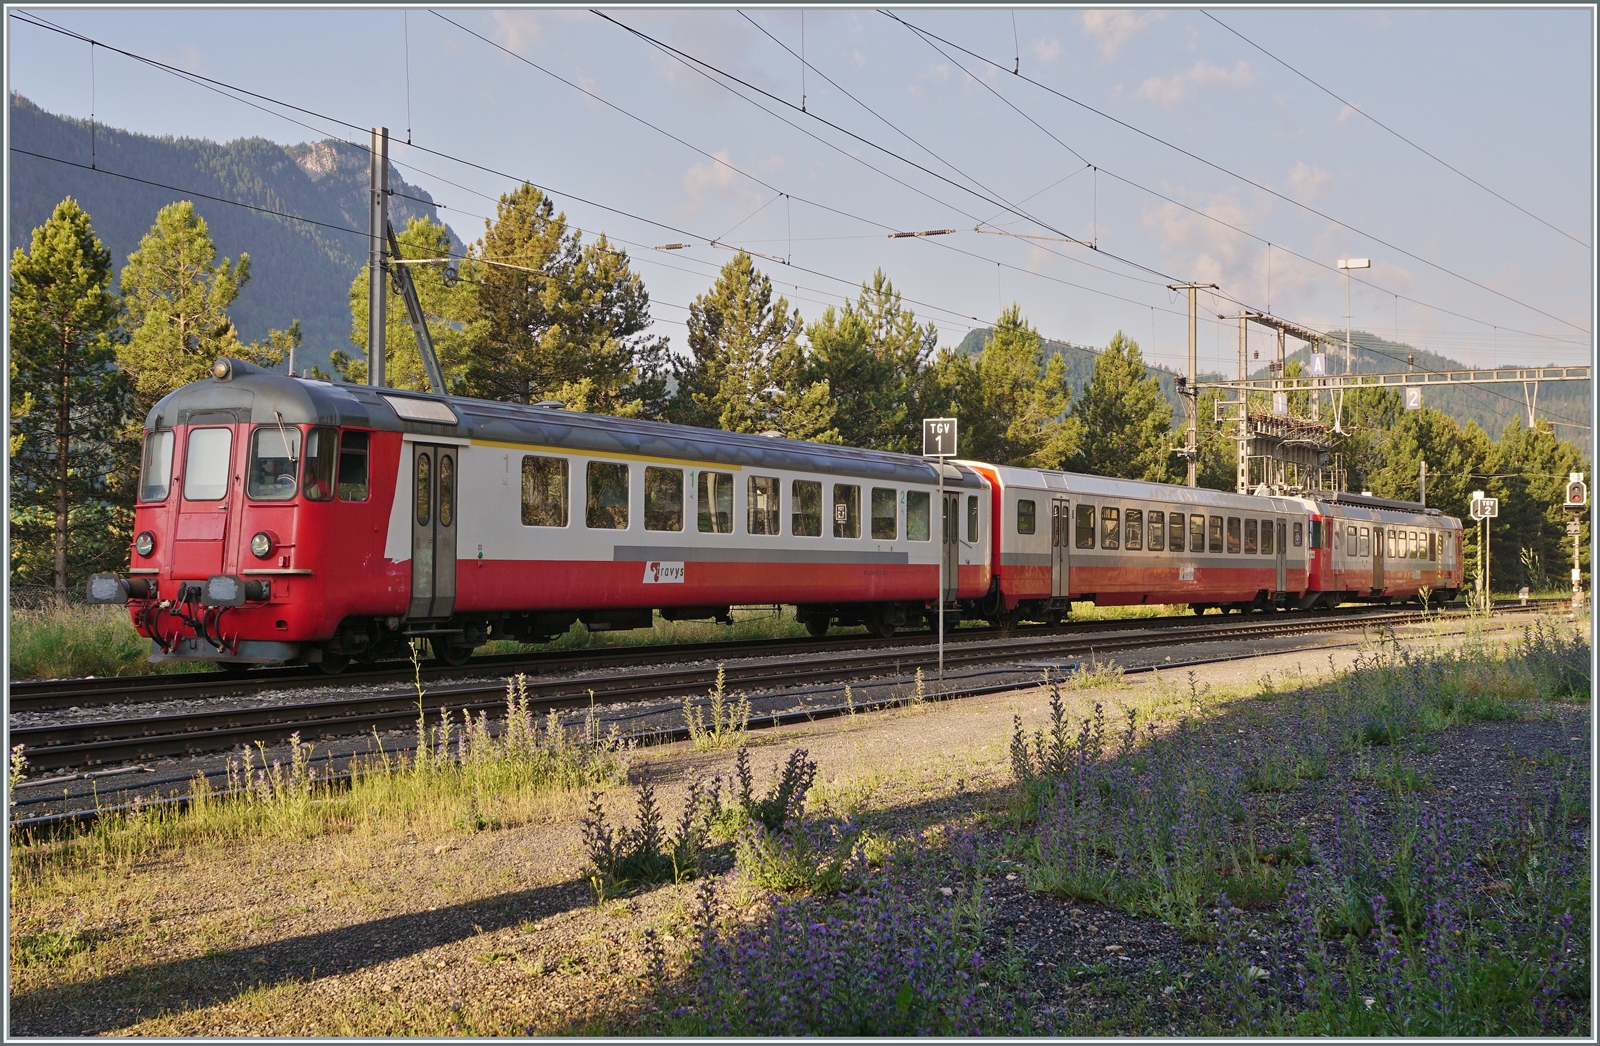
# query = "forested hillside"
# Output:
<box><xmin>8</xmin><ymin>93</ymin><xmax>462</xmax><ymax>374</ymax></box>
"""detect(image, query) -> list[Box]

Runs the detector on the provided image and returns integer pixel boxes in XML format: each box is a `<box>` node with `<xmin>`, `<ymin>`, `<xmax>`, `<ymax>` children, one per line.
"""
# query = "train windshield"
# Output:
<box><xmin>139</xmin><ymin>430</ymin><xmax>174</xmax><ymax>502</ymax></box>
<box><xmin>249</xmin><ymin>426</ymin><xmax>302</xmax><ymax>500</ymax></box>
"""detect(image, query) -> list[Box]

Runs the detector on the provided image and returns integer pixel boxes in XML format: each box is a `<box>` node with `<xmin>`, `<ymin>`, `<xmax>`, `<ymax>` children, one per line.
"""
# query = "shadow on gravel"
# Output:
<box><xmin>8</xmin><ymin>875</ymin><xmax>594</xmax><ymax>1036</ymax></box>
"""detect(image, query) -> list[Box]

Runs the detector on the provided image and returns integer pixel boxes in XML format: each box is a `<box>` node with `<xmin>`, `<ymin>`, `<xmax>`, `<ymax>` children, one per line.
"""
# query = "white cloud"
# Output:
<box><xmin>1080</xmin><ymin>10</ymin><xmax>1166</xmax><ymax>61</ymax></box>
<box><xmin>679</xmin><ymin>149</ymin><xmax>762</xmax><ymax>218</ymax></box>
<box><xmin>490</xmin><ymin>11</ymin><xmax>542</xmax><ymax>51</ymax></box>
<box><xmin>1032</xmin><ymin>37</ymin><xmax>1062</xmax><ymax>64</ymax></box>
<box><xmin>1288</xmin><ymin>162</ymin><xmax>1331</xmax><ymax>200</ymax></box>
<box><xmin>1135</xmin><ymin>59</ymin><xmax>1254</xmax><ymax>109</ymax></box>
<box><xmin>1336</xmin><ymin>102</ymin><xmax>1363</xmax><ymax>124</ymax></box>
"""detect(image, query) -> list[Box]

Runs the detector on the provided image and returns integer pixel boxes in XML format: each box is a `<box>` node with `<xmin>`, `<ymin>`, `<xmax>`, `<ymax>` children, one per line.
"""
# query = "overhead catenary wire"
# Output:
<box><xmin>1199</xmin><ymin>9</ymin><xmax>1589</xmax><ymax>250</ymax></box>
<box><xmin>881</xmin><ymin>9</ymin><xmax>1589</xmax><ymax>336</ymax></box>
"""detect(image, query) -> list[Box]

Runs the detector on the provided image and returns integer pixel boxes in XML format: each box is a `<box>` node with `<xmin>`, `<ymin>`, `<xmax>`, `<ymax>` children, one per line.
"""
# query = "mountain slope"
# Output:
<box><xmin>8</xmin><ymin>93</ymin><xmax>462</xmax><ymax>374</ymax></box>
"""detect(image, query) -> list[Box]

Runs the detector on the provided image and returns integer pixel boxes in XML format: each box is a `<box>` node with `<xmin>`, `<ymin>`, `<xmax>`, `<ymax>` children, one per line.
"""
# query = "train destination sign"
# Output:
<box><xmin>923</xmin><ymin>417</ymin><xmax>958</xmax><ymax>457</ymax></box>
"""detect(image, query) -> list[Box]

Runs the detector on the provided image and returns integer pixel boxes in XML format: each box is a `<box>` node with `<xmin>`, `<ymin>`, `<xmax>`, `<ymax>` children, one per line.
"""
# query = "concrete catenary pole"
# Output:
<box><xmin>368</xmin><ymin>127</ymin><xmax>389</xmax><ymax>388</ymax></box>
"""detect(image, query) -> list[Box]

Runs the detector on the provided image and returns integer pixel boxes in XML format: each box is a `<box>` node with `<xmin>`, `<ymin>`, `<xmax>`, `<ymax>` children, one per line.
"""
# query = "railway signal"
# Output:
<box><xmin>1566</xmin><ymin>472</ymin><xmax>1586</xmax><ymax>609</ymax></box>
<box><xmin>923</xmin><ymin>418</ymin><xmax>958</xmax><ymax>682</ymax></box>
<box><xmin>1470</xmin><ymin>491</ymin><xmax>1498</xmax><ymax>614</ymax></box>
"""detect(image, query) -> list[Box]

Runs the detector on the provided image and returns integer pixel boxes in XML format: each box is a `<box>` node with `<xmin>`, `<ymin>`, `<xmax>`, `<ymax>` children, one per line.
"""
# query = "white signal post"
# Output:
<box><xmin>1470</xmin><ymin>490</ymin><xmax>1499</xmax><ymax>614</ymax></box>
<box><xmin>1566</xmin><ymin>473</ymin><xmax>1587</xmax><ymax>611</ymax></box>
<box><xmin>923</xmin><ymin>418</ymin><xmax>957</xmax><ymax>683</ymax></box>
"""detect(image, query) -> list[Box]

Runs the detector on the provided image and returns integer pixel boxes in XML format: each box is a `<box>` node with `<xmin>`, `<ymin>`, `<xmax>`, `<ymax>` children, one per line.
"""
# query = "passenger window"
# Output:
<box><xmin>1244</xmin><ymin>518</ymin><xmax>1258</xmax><ymax>555</ymax></box>
<box><xmin>438</xmin><ymin>453</ymin><xmax>454</xmax><ymax>528</ymax></box>
<box><xmin>302</xmin><ymin>427</ymin><xmax>337</xmax><ymax>501</ymax></box>
<box><xmin>1148</xmin><ymin>510</ymin><xmax>1165</xmax><ymax>551</ymax></box>
<box><xmin>792</xmin><ymin>480</ymin><xmax>822</xmax><ymax>537</ymax></box>
<box><xmin>139</xmin><ymin>430</ymin><xmax>174</xmax><ymax>502</ymax></box>
<box><xmin>1209</xmin><ymin>515</ymin><xmax>1224</xmax><ymax>554</ymax></box>
<box><xmin>337</xmin><ymin>431</ymin><xmax>370</xmax><ymax>502</ymax></box>
<box><xmin>1411</xmin><ymin>531</ymin><xmax>1420</xmax><ymax>559</ymax></box>
<box><xmin>1386</xmin><ymin>529</ymin><xmax>1396</xmax><ymax>559</ymax></box>
<box><xmin>698</xmin><ymin>471</ymin><xmax>734</xmax><ymax>533</ymax></box>
<box><xmin>184</xmin><ymin>427</ymin><xmax>233</xmax><ymax>501</ymax></box>
<box><xmin>247</xmin><ymin>426</ymin><xmax>299</xmax><ymax>501</ymax></box>
<box><xmin>1261</xmin><ymin>518</ymin><xmax>1274</xmax><ymax>555</ymax></box>
<box><xmin>1076</xmin><ymin>505</ymin><xmax>1096</xmax><ymax>549</ymax></box>
<box><xmin>521</xmin><ymin>455</ymin><xmax>568</xmax><ymax>526</ymax></box>
<box><xmin>1125</xmin><ymin>509</ymin><xmax>1143</xmax><ymax>551</ymax></box>
<box><xmin>1169</xmin><ymin>512</ymin><xmax>1185</xmax><ymax>553</ymax></box>
<box><xmin>1017</xmin><ymin>499</ymin><xmax>1036</xmax><ymax>535</ymax></box>
<box><xmin>833</xmin><ymin>484</ymin><xmax>860</xmax><ymax>538</ymax></box>
<box><xmin>1101</xmin><ymin>506</ymin><xmax>1120</xmax><ymax>550</ymax></box>
<box><xmin>1293</xmin><ymin>522</ymin><xmax>1303</xmax><ymax>547</ymax></box>
<box><xmin>1227</xmin><ymin>517</ymin><xmax>1242</xmax><ymax>554</ymax></box>
<box><xmin>415</xmin><ymin>452</ymin><xmax>431</xmax><ymax>527</ymax></box>
<box><xmin>907</xmin><ymin>490</ymin><xmax>931</xmax><ymax>541</ymax></box>
<box><xmin>966</xmin><ymin>495</ymin><xmax>978</xmax><ymax>542</ymax></box>
<box><xmin>586</xmin><ymin>461</ymin><xmax>629</xmax><ymax>529</ymax></box>
<box><xmin>871</xmin><ymin>488</ymin><xmax>898</xmax><ymax>540</ymax></box>
<box><xmin>1191</xmin><ymin>514</ymin><xmax>1206</xmax><ymax>552</ymax></box>
<box><xmin>1358</xmin><ymin>527</ymin><xmax>1370</xmax><ymax>557</ymax></box>
<box><xmin>644</xmin><ymin>467</ymin><xmax>684</xmax><ymax>532</ymax></box>
<box><xmin>1346</xmin><ymin>525</ymin><xmax>1358</xmax><ymax>557</ymax></box>
<box><xmin>748</xmin><ymin>476</ymin><xmax>781</xmax><ymax>535</ymax></box>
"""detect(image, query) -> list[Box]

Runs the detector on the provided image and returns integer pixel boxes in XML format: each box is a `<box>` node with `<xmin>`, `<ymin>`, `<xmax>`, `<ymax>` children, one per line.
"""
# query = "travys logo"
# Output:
<box><xmin>643</xmin><ymin>561</ymin><xmax>685</xmax><ymax>584</ymax></box>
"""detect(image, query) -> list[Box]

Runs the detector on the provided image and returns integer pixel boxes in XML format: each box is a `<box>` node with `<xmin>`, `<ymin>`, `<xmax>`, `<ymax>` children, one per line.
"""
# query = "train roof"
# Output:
<box><xmin>145</xmin><ymin>359</ymin><xmax>985</xmax><ymax>489</ymax></box>
<box><xmin>964</xmin><ymin>462</ymin><xmax>1302</xmax><ymax>514</ymax></box>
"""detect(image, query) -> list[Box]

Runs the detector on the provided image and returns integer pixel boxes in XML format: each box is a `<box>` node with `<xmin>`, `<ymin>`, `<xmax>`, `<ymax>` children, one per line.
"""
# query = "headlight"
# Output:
<box><xmin>135</xmin><ymin>531</ymin><xmax>155</xmax><ymax>557</ymax></box>
<box><xmin>251</xmin><ymin>532</ymin><xmax>274</xmax><ymax>559</ymax></box>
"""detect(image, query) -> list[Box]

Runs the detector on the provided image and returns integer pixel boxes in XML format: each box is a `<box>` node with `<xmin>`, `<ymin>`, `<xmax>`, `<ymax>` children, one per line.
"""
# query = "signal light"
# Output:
<box><xmin>1566</xmin><ymin>480</ymin><xmax>1587</xmax><ymax>508</ymax></box>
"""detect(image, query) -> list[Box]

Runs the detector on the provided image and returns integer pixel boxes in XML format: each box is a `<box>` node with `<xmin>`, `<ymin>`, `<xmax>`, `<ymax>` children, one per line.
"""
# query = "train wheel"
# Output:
<box><xmin>317</xmin><ymin>653</ymin><xmax>350</xmax><ymax>675</ymax></box>
<box><xmin>433</xmin><ymin>639</ymin><xmax>475</xmax><ymax>668</ymax></box>
<box><xmin>868</xmin><ymin>615</ymin><xmax>897</xmax><ymax>639</ymax></box>
<box><xmin>804</xmin><ymin>617</ymin><xmax>830</xmax><ymax>638</ymax></box>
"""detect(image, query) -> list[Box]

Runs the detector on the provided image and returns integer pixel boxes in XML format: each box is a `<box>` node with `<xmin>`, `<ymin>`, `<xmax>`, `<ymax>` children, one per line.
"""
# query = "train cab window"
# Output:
<box><xmin>698</xmin><ymin>471</ymin><xmax>734</xmax><ymax>533</ymax></box>
<box><xmin>139</xmin><ymin>430</ymin><xmax>175</xmax><ymax>502</ymax></box>
<box><xmin>302</xmin><ymin>427</ymin><xmax>337</xmax><ymax>501</ymax></box>
<box><xmin>833</xmin><ymin>484</ymin><xmax>860</xmax><ymax>538</ymax></box>
<box><xmin>1293</xmin><ymin>522</ymin><xmax>1303</xmax><ymax>547</ymax></box>
<box><xmin>521</xmin><ymin>455</ymin><xmax>568</xmax><ymax>526</ymax></box>
<box><xmin>907</xmin><ymin>490</ymin><xmax>931</xmax><ymax>541</ymax></box>
<box><xmin>1124</xmin><ymin>509</ymin><xmax>1143</xmax><ymax>550</ymax></box>
<box><xmin>1100</xmin><ymin>507</ymin><xmax>1120</xmax><ymax>550</ymax></box>
<box><xmin>587</xmin><ymin>461</ymin><xmax>630</xmax><ymax>529</ymax></box>
<box><xmin>792</xmin><ymin>480</ymin><xmax>822</xmax><ymax>537</ymax></box>
<box><xmin>872</xmin><ymin>488</ymin><xmax>898</xmax><ymax>540</ymax></box>
<box><xmin>337</xmin><ymin>431</ymin><xmax>370</xmax><ymax>501</ymax></box>
<box><xmin>1310</xmin><ymin>520</ymin><xmax>1324</xmax><ymax>549</ymax></box>
<box><xmin>1075</xmin><ymin>505</ymin><xmax>1096</xmax><ymax>549</ymax></box>
<box><xmin>1191</xmin><ymin>514</ymin><xmax>1206</xmax><ymax>552</ymax></box>
<box><xmin>1209</xmin><ymin>516</ymin><xmax>1224</xmax><ymax>553</ymax></box>
<box><xmin>1227</xmin><ymin>517</ymin><xmax>1243</xmax><ymax>554</ymax></box>
<box><xmin>184</xmin><ymin>427</ymin><xmax>233</xmax><ymax>502</ymax></box>
<box><xmin>1244</xmin><ymin>518</ymin><xmax>1258</xmax><ymax>555</ymax></box>
<box><xmin>247</xmin><ymin>426</ymin><xmax>300</xmax><ymax>501</ymax></box>
<box><xmin>1262</xmin><ymin>519</ymin><xmax>1275</xmax><ymax>555</ymax></box>
<box><xmin>1358</xmin><ymin>527</ymin><xmax>1370</xmax><ymax>557</ymax></box>
<box><xmin>1148</xmin><ymin>510</ymin><xmax>1165</xmax><ymax>551</ymax></box>
<box><xmin>966</xmin><ymin>495</ymin><xmax>979</xmax><ymax>543</ymax></box>
<box><xmin>749</xmin><ymin>476</ymin><xmax>781</xmax><ymax>535</ymax></box>
<box><xmin>644</xmin><ymin>467</ymin><xmax>684</xmax><ymax>532</ymax></box>
<box><xmin>1016</xmin><ymin>499</ymin><xmax>1036</xmax><ymax>535</ymax></box>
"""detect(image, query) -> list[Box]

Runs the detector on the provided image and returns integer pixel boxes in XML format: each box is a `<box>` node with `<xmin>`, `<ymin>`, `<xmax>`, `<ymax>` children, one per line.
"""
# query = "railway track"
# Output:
<box><xmin>11</xmin><ymin>598</ymin><xmax>1539</xmax><ymax>713</ymax></box>
<box><xmin>12</xmin><ymin>602</ymin><xmax>1546</xmax><ymax>774</ymax></box>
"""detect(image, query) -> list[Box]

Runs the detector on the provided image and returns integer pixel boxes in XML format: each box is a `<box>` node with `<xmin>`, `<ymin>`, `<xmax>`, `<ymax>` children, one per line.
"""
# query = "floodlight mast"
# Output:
<box><xmin>1336</xmin><ymin>258</ymin><xmax>1370</xmax><ymax>432</ymax></box>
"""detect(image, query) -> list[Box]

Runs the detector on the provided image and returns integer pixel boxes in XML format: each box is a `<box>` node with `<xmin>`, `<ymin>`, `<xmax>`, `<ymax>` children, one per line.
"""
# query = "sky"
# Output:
<box><xmin>6</xmin><ymin>5</ymin><xmax>1595</xmax><ymax>381</ymax></box>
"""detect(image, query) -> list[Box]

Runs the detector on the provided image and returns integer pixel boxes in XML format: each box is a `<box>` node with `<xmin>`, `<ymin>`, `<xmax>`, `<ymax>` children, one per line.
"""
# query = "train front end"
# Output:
<box><xmin>87</xmin><ymin>359</ymin><xmax>403</xmax><ymax>668</ymax></box>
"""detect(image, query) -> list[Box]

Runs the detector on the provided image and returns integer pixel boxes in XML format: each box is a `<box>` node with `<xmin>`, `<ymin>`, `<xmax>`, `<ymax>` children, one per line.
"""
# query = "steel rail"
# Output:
<box><xmin>12</xmin><ymin>603</ymin><xmax>1535</xmax><ymax>773</ymax></box>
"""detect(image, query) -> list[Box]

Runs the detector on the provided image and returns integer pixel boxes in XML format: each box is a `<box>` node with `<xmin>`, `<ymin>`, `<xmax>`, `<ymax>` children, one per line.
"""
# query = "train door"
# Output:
<box><xmin>1275</xmin><ymin>519</ymin><xmax>1287</xmax><ymax>593</ymax></box>
<box><xmin>173</xmin><ymin>413</ymin><xmax>244</xmax><ymax>579</ymax></box>
<box><xmin>409</xmin><ymin>443</ymin><xmax>459</xmax><ymax>619</ymax></box>
<box><xmin>1372</xmin><ymin>525</ymin><xmax>1385</xmax><ymax>592</ymax></box>
<box><xmin>1051</xmin><ymin>498</ymin><xmax>1070</xmax><ymax>599</ymax></box>
<box><xmin>941</xmin><ymin>491</ymin><xmax>960</xmax><ymax>601</ymax></box>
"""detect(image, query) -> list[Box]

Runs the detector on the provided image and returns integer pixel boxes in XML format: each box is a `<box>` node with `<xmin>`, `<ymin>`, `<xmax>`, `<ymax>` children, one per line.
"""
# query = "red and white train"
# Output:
<box><xmin>88</xmin><ymin>359</ymin><xmax>1462</xmax><ymax>671</ymax></box>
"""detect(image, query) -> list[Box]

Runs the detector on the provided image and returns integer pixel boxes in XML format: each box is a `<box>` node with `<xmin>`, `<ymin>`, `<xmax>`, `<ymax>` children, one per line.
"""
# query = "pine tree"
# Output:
<box><xmin>461</xmin><ymin>183</ymin><xmax>667</xmax><ymax>415</ymax></box>
<box><xmin>339</xmin><ymin>216</ymin><xmax>485</xmax><ymax>391</ymax></box>
<box><xmin>672</xmin><ymin>253</ymin><xmax>837</xmax><ymax>441</ymax></box>
<box><xmin>8</xmin><ymin>198</ymin><xmax>132</xmax><ymax>598</ymax></box>
<box><xmin>1483</xmin><ymin>416</ymin><xmax>1588</xmax><ymax>590</ymax></box>
<box><xmin>800</xmin><ymin>270</ymin><xmax>936</xmax><ymax>452</ymax></box>
<box><xmin>1069</xmin><ymin>331</ymin><xmax>1175</xmax><ymax>482</ymax></box>
<box><xmin>927</xmin><ymin>304</ymin><xmax>1075</xmax><ymax>467</ymax></box>
<box><xmin>118</xmin><ymin>201</ymin><xmax>288</xmax><ymax>414</ymax></box>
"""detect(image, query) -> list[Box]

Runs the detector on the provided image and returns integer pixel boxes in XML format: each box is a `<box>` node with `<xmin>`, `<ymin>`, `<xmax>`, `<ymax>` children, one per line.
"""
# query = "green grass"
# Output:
<box><xmin>8</xmin><ymin>604</ymin><xmax>215</xmax><ymax>680</ymax></box>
